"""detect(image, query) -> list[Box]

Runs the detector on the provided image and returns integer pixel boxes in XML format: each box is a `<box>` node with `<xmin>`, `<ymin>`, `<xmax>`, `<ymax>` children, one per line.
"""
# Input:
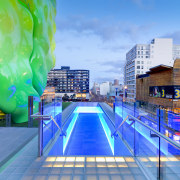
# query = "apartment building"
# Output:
<box><xmin>124</xmin><ymin>38</ymin><xmax>180</xmax><ymax>101</ymax></box>
<box><xmin>47</xmin><ymin>66</ymin><xmax>89</xmax><ymax>100</ymax></box>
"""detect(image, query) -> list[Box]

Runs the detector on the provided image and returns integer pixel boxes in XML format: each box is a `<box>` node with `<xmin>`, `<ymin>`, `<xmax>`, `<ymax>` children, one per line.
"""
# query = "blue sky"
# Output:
<box><xmin>55</xmin><ymin>0</ymin><xmax>180</xmax><ymax>87</ymax></box>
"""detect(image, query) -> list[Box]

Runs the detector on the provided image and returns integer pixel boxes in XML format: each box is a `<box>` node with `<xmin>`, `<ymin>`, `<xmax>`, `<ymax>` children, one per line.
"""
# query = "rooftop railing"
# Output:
<box><xmin>114</xmin><ymin>97</ymin><xmax>180</xmax><ymax>180</ymax></box>
<box><xmin>30</xmin><ymin>96</ymin><xmax>63</xmax><ymax>156</ymax></box>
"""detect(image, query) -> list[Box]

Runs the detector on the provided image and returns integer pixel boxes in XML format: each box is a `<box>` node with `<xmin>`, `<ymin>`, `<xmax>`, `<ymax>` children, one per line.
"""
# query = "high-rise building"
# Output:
<box><xmin>47</xmin><ymin>66</ymin><xmax>89</xmax><ymax>100</ymax></box>
<box><xmin>124</xmin><ymin>38</ymin><xmax>180</xmax><ymax>101</ymax></box>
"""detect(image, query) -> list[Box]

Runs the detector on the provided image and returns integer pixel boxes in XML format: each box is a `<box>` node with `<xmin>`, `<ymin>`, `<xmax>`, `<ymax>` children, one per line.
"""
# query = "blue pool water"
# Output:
<box><xmin>64</xmin><ymin>113</ymin><xmax>112</xmax><ymax>155</ymax></box>
<box><xmin>48</xmin><ymin>105</ymin><xmax>131</xmax><ymax>156</ymax></box>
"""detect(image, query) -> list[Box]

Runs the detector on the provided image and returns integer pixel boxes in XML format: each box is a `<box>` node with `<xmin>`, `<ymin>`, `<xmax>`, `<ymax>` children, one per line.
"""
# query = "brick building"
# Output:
<box><xmin>136</xmin><ymin>59</ymin><xmax>180</xmax><ymax>111</ymax></box>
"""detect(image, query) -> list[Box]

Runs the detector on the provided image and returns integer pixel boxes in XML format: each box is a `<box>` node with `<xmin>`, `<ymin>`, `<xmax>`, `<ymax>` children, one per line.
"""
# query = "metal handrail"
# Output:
<box><xmin>112</xmin><ymin>114</ymin><xmax>180</xmax><ymax>150</ymax></box>
<box><xmin>111</xmin><ymin>115</ymin><xmax>129</xmax><ymax>137</ymax></box>
<box><xmin>30</xmin><ymin>114</ymin><xmax>66</xmax><ymax>137</ymax></box>
<box><xmin>128</xmin><ymin>114</ymin><xmax>180</xmax><ymax>150</ymax></box>
<box><xmin>30</xmin><ymin>114</ymin><xmax>51</xmax><ymax>119</ymax></box>
<box><xmin>50</xmin><ymin>116</ymin><xmax>66</xmax><ymax>137</ymax></box>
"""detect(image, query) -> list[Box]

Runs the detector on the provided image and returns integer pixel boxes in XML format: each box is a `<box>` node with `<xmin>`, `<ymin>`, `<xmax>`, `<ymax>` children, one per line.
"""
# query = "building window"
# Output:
<box><xmin>137</xmin><ymin>66</ymin><xmax>140</xmax><ymax>69</ymax></box>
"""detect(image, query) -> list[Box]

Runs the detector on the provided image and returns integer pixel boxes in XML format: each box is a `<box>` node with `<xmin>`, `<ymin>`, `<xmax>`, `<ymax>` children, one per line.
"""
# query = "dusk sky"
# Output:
<box><xmin>55</xmin><ymin>0</ymin><xmax>180</xmax><ymax>87</ymax></box>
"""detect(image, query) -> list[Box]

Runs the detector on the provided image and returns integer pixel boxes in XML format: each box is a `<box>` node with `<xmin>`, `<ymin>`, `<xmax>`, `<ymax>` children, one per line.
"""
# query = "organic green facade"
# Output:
<box><xmin>0</xmin><ymin>0</ymin><xmax>56</xmax><ymax>123</ymax></box>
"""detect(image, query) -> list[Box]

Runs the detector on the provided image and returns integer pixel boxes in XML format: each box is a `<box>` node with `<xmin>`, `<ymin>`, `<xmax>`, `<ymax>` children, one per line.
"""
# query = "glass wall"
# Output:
<box><xmin>115</xmin><ymin>97</ymin><xmax>180</xmax><ymax>180</ymax></box>
<box><xmin>42</xmin><ymin>97</ymin><xmax>62</xmax><ymax>149</ymax></box>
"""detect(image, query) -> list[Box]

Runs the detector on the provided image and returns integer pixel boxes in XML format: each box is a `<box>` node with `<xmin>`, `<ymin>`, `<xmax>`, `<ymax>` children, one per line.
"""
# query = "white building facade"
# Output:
<box><xmin>92</xmin><ymin>82</ymin><xmax>100</xmax><ymax>95</ymax></box>
<box><xmin>100</xmin><ymin>82</ymin><xmax>110</xmax><ymax>96</ymax></box>
<box><xmin>124</xmin><ymin>38</ymin><xmax>180</xmax><ymax>101</ymax></box>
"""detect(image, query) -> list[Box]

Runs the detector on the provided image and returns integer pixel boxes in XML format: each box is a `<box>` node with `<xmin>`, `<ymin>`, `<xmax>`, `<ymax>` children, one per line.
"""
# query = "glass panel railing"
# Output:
<box><xmin>42</xmin><ymin>97</ymin><xmax>62</xmax><ymax>149</ymax></box>
<box><xmin>42</xmin><ymin>98</ymin><xmax>55</xmax><ymax>149</ymax></box>
<box><xmin>121</xmin><ymin>117</ymin><xmax>135</xmax><ymax>154</ymax></box>
<box><xmin>30</xmin><ymin>95</ymin><xmax>62</xmax><ymax>156</ymax></box>
<box><xmin>134</xmin><ymin>120</ymin><xmax>160</xmax><ymax>179</ymax></box>
<box><xmin>160</xmin><ymin>138</ymin><xmax>180</xmax><ymax>180</ymax></box>
<box><xmin>114</xmin><ymin>97</ymin><xmax>180</xmax><ymax>180</ymax></box>
<box><xmin>0</xmin><ymin>113</ymin><xmax>11</xmax><ymax>127</ymax></box>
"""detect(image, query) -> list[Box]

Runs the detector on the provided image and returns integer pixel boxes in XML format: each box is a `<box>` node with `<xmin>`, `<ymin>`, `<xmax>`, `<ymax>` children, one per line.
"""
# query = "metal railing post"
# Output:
<box><xmin>28</xmin><ymin>96</ymin><xmax>34</xmax><ymax>127</ymax></box>
<box><xmin>53</xmin><ymin>98</ymin><xmax>55</xmax><ymax>140</ymax></box>
<box><xmin>38</xmin><ymin>101</ymin><xmax>43</xmax><ymax>157</ymax></box>
<box><xmin>6</xmin><ymin>114</ymin><xmax>11</xmax><ymax>127</ymax></box>
<box><xmin>134</xmin><ymin>120</ymin><xmax>136</xmax><ymax>156</ymax></box>
<box><xmin>5</xmin><ymin>114</ymin><xmax>8</xmax><ymax>127</ymax></box>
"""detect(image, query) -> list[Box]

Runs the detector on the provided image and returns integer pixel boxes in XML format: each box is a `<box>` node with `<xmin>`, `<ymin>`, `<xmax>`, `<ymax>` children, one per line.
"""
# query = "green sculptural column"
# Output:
<box><xmin>0</xmin><ymin>0</ymin><xmax>56</xmax><ymax>123</ymax></box>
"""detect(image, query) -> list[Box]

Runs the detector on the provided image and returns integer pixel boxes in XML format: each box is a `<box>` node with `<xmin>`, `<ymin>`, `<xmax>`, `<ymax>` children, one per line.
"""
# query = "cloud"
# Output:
<box><xmin>104</xmin><ymin>67</ymin><xmax>122</xmax><ymax>73</ymax></box>
<box><xmin>56</xmin><ymin>16</ymin><xmax>121</xmax><ymax>41</ymax></box>
<box><xmin>98</xmin><ymin>60</ymin><xmax>125</xmax><ymax>68</ymax></box>
<box><xmin>95</xmin><ymin>72</ymin><xmax>124</xmax><ymax>83</ymax></box>
<box><xmin>95</xmin><ymin>76</ymin><xmax>113</xmax><ymax>82</ymax></box>
<box><xmin>100</xmin><ymin>44</ymin><xmax>131</xmax><ymax>52</ymax></box>
<box><xmin>96</xmin><ymin>60</ymin><xmax>125</xmax><ymax>83</ymax></box>
<box><xmin>162</xmin><ymin>31</ymin><xmax>180</xmax><ymax>44</ymax></box>
<box><xmin>56</xmin><ymin>16</ymin><xmax>154</xmax><ymax>42</ymax></box>
<box><xmin>66</xmin><ymin>46</ymin><xmax>81</xmax><ymax>51</ymax></box>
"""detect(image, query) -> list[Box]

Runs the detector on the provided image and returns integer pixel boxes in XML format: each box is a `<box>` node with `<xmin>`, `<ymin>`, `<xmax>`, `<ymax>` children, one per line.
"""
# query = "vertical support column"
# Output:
<box><xmin>28</xmin><ymin>96</ymin><xmax>34</xmax><ymax>127</ymax></box>
<box><xmin>134</xmin><ymin>120</ymin><xmax>136</xmax><ymax>156</ymax></box>
<box><xmin>157</xmin><ymin>107</ymin><xmax>162</xmax><ymax>180</ymax></box>
<box><xmin>133</xmin><ymin>102</ymin><xmax>136</xmax><ymax>117</ymax></box>
<box><xmin>38</xmin><ymin>101</ymin><xmax>43</xmax><ymax>157</ymax></box>
<box><xmin>9</xmin><ymin>114</ymin><xmax>11</xmax><ymax>126</ymax></box>
<box><xmin>6</xmin><ymin>114</ymin><xmax>11</xmax><ymax>127</ymax></box>
<box><xmin>160</xmin><ymin>108</ymin><xmax>166</xmax><ymax>179</ymax></box>
<box><xmin>52</xmin><ymin>98</ymin><xmax>55</xmax><ymax>140</ymax></box>
<box><xmin>113</xmin><ymin>102</ymin><xmax>115</xmax><ymax>113</ymax></box>
<box><xmin>5</xmin><ymin>114</ymin><xmax>8</xmax><ymax>127</ymax></box>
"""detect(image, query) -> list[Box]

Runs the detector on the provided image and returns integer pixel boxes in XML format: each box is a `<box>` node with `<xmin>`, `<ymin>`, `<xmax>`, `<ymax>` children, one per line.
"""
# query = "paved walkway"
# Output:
<box><xmin>0</xmin><ymin>125</ymin><xmax>148</xmax><ymax>180</ymax></box>
<box><xmin>0</xmin><ymin>135</ymin><xmax>38</xmax><ymax>180</ymax></box>
<box><xmin>0</xmin><ymin>127</ymin><xmax>37</xmax><ymax>168</ymax></box>
<box><xmin>19</xmin><ymin>156</ymin><xmax>148</xmax><ymax>180</ymax></box>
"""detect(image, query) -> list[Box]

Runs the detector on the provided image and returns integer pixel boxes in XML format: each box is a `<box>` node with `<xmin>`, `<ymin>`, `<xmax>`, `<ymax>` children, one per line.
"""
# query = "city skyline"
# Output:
<box><xmin>54</xmin><ymin>0</ymin><xmax>180</xmax><ymax>86</ymax></box>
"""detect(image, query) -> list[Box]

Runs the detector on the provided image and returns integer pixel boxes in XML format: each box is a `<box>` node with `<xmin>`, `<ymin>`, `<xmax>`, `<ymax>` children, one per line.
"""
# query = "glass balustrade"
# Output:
<box><xmin>114</xmin><ymin>97</ymin><xmax>180</xmax><ymax>180</ymax></box>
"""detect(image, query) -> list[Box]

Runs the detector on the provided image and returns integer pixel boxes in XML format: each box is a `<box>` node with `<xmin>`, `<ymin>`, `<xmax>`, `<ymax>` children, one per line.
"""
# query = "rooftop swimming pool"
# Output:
<box><xmin>48</xmin><ymin>105</ymin><xmax>131</xmax><ymax>156</ymax></box>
